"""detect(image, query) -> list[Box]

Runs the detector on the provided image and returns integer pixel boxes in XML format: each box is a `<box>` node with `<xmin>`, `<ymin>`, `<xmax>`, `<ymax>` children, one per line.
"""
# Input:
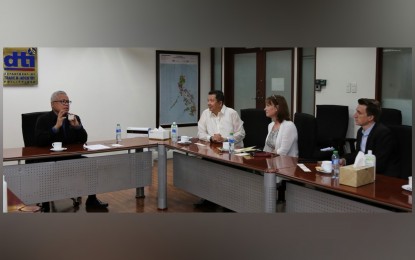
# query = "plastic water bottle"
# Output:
<box><xmin>365</xmin><ymin>150</ymin><xmax>376</xmax><ymax>180</ymax></box>
<box><xmin>171</xmin><ymin>122</ymin><xmax>178</xmax><ymax>143</ymax></box>
<box><xmin>228</xmin><ymin>132</ymin><xmax>235</xmax><ymax>154</ymax></box>
<box><xmin>3</xmin><ymin>175</ymin><xmax>7</xmax><ymax>213</ymax></box>
<box><xmin>116</xmin><ymin>123</ymin><xmax>122</xmax><ymax>143</ymax></box>
<box><xmin>332</xmin><ymin>150</ymin><xmax>340</xmax><ymax>178</ymax></box>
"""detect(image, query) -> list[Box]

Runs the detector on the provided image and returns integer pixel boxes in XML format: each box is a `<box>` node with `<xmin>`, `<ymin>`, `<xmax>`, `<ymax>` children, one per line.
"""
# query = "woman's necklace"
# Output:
<box><xmin>273</xmin><ymin>121</ymin><xmax>280</xmax><ymax>131</ymax></box>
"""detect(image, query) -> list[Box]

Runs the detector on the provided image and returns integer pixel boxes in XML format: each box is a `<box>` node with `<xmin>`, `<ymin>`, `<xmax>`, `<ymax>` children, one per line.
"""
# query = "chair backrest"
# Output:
<box><xmin>240</xmin><ymin>108</ymin><xmax>271</xmax><ymax>149</ymax></box>
<box><xmin>294</xmin><ymin>112</ymin><xmax>317</xmax><ymax>160</ymax></box>
<box><xmin>22</xmin><ymin>111</ymin><xmax>49</xmax><ymax>147</ymax></box>
<box><xmin>379</xmin><ymin>108</ymin><xmax>402</xmax><ymax>126</ymax></box>
<box><xmin>316</xmin><ymin>105</ymin><xmax>349</xmax><ymax>150</ymax></box>
<box><xmin>388</xmin><ymin>125</ymin><xmax>412</xmax><ymax>179</ymax></box>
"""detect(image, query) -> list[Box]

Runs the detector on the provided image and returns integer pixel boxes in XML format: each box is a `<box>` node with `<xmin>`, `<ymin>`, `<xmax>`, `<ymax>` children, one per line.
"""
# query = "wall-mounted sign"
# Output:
<box><xmin>3</xmin><ymin>47</ymin><xmax>38</xmax><ymax>86</ymax></box>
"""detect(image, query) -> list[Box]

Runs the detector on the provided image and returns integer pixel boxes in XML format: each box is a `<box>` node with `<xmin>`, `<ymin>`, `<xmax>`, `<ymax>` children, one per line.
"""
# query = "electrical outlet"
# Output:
<box><xmin>346</xmin><ymin>83</ymin><xmax>351</xmax><ymax>93</ymax></box>
<box><xmin>351</xmin><ymin>82</ymin><xmax>357</xmax><ymax>93</ymax></box>
<box><xmin>315</xmin><ymin>84</ymin><xmax>321</xmax><ymax>91</ymax></box>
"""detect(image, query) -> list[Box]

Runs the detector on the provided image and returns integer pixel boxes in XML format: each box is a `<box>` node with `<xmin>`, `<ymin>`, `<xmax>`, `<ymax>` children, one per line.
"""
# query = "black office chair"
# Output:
<box><xmin>315</xmin><ymin>105</ymin><xmax>349</xmax><ymax>160</ymax></box>
<box><xmin>379</xmin><ymin>108</ymin><xmax>402</xmax><ymax>127</ymax></box>
<box><xmin>21</xmin><ymin>112</ymin><xmax>81</xmax><ymax>210</ymax></box>
<box><xmin>293</xmin><ymin>112</ymin><xmax>318</xmax><ymax>162</ymax></box>
<box><xmin>240</xmin><ymin>108</ymin><xmax>271</xmax><ymax>149</ymax></box>
<box><xmin>22</xmin><ymin>112</ymin><xmax>49</xmax><ymax>146</ymax></box>
<box><xmin>388</xmin><ymin>125</ymin><xmax>412</xmax><ymax>179</ymax></box>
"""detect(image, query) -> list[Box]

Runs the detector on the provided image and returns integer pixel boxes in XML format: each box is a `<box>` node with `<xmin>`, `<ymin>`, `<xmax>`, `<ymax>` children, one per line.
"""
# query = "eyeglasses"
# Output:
<box><xmin>53</xmin><ymin>100</ymin><xmax>72</xmax><ymax>105</ymax></box>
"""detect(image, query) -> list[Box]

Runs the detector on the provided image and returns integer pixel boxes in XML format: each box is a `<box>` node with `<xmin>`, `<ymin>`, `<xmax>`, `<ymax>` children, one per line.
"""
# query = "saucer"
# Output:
<box><xmin>402</xmin><ymin>184</ymin><xmax>412</xmax><ymax>192</ymax></box>
<box><xmin>315</xmin><ymin>166</ymin><xmax>331</xmax><ymax>174</ymax></box>
<box><xmin>50</xmin><ymin>147</ymin><xmax>67</xmax><ymax>152</ymax></box>
<box><xmin>177</xmin><ymin>141</ymin><xmax>191</xmax><ymax>145</ymax></box>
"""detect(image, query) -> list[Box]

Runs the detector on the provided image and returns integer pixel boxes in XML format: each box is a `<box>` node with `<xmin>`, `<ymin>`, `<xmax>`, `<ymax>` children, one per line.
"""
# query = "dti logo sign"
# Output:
<box><xmin>4</xmin><ymin>48</ymin><xmax>37</xmax><ymax>71</ymax></box>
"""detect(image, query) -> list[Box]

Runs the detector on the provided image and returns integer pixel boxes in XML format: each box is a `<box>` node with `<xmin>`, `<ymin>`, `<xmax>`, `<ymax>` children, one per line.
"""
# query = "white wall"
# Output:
<box><xmin>3</xmin><ymin>47</ymin><xmax>405</xmax><ymax>148</ymax></box>
<box><xmin>3</xmin><ymin>48</ymin><xmax>210</xmax><ymax>148</ymax></box>
<box><xmin>315</xmin><ymin>48</ymin><xmax>377</xmax><ymax>138</ymax></box>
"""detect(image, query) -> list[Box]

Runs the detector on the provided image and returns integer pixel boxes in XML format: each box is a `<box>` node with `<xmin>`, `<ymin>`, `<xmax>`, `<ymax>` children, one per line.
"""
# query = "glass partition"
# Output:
<box><xmin>381</xmin><ymin>48</ymin><xmax>412</xmax><ymax>125</ymax></box>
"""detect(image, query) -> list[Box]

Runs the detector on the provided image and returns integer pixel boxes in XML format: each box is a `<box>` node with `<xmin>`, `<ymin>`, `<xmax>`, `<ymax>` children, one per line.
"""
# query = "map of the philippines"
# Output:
<box><xmin>169</xmin><ymin>75</ymin><xmax>196</xmax><ymax>116</ymax></box>
<box><xmin>158</xmin><ymin>52</ymin><xmax>199</xmax><ymax>125</ymax></box>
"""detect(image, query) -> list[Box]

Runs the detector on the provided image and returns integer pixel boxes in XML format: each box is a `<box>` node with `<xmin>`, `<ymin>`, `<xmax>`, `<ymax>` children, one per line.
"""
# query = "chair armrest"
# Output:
<box><xmin>345</xmin><ymin>138</ymin><xmax>357</xmax><ymax>153</ymax></box>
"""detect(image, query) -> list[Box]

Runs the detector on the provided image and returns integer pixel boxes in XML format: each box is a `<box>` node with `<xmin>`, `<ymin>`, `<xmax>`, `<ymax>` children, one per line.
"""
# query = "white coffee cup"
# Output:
<box><xmin>408</xmin><ymin>176</ymin><xmax>412</xmax><ymax>188</ymax></box>
<box><xmin>222</xmin><ymin>142</ymin><xmax>229</xmax><ymax>151</ymax></box>
<box><xmin>181</xmin><ymin>136</ymin><xmax>190</xmax><ymax>142</ymax></box>
<box><xmin>52</xmin><ymin>142</ymin><xmax>62</xmax><ymax>149</ymax></box>
<box><xmin>321</xmin><ymin>161</ymin><xmax>333</xmax><ymax>173</ymax></box>
<box><xmin>68</xmin><ymin>114</ymin><xmax>75</xmax><ymax>121</ymax></box>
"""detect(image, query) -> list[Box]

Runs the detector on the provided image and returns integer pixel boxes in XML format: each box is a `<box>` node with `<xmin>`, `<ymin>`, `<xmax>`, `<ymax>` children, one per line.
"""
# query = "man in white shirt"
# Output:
<box><xmin>197</xmin><ymin>90</ymin><xmax>245</xmax><ymax>146</ymax></box>
<box><xmin>195</xmin><ymin>90</ymin><xmax>245</xmax><ymax>209</ymax></box>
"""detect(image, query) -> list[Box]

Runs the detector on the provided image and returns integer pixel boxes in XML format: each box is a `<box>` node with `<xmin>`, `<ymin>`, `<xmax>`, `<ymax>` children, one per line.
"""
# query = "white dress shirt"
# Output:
<box><xmin>360</xmin><ymin>122</ymin><xmax>375</xmax><ymax>153</ymax></box>
<box><xmin>197</xmin><ymin>105</ymin><xmax>245</xmax><ymax>146</ymax></box>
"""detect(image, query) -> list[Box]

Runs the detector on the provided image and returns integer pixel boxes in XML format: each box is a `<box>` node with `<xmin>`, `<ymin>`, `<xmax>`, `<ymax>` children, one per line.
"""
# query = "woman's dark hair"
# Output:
<box><xmin>265</xmin><ymin>95</ymin><xmax>290</xmax><ymax>122</ymax></box>
<box><xmin>358</xmin><ymin>98</ymin><xmax>381</xmax><ymax>122</ymax></box>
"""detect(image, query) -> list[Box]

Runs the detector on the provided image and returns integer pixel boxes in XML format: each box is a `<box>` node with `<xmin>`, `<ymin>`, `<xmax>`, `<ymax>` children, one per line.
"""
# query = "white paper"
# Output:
<box><xmin>320</xmin><ymin>146</ymin><xmax>334</xmax><ymax>151</ymax></box>
<box><xmin>272</xmin><ymin>78</ymin><xmax>284</xmax><ymax>91</ymax></box>
<box><xmin>83</xmin><ymin>144</ymin><xmax>111</xmax><ymax>150</ymax></box>
<box><xmin>234</xmin><ymin>146</ymin><xmax>256</xmax><ymax>153</ymax></box>
<box><xmin>297</xmin><ymin>163</ymin><xmax>311</xmax><ymax>172</ymax></box>
<box><xmin>111</xmin><ymin>144</ymin><xmax>123</xmax><ymax>147</ymax></box>
<box><xmin>353</xmin><ymin>151</ymin><xmax>366</xmax><ymax>168</ymax></box>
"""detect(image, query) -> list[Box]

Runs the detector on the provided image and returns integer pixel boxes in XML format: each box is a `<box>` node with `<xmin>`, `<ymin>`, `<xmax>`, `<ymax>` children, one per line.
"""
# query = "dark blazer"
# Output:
<box><xmin>35</xmin><ymin>110</ymin><xmax>88</xmax><ymax>147</ymax></box>
<box><xmin>344</xmin><ymin>122</ymin><xmax>400</xmax><ymax>177</ymax></box>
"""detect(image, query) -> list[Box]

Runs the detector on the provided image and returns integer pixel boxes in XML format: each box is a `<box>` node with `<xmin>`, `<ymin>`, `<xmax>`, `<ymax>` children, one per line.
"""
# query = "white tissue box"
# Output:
<box><xmin>149</xmin><ymin>130</ymin><xmax>170</xmax><ymax>140</ymax></box>
<box><xmin>339</xmin><ymin>165</ymin><xmax>375</xmax><ymax>187</ymax></box>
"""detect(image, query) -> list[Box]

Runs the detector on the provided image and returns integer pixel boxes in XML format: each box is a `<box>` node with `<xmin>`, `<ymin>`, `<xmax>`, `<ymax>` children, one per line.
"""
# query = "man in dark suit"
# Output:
<box><xmin>35</xmin><ymin>90</ymin><xmax>109</xmax><ymax>212</ymax></box>
<box><xmin>342</xmin><ymin>98</ymin><xmax>400</xmax><ymax>177</ymax></box>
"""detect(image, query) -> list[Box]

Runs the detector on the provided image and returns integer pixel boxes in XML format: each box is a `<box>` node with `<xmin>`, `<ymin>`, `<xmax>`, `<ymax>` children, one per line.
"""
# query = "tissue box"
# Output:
<box><xmin>149</xmin><ymin>129</ymin><xmax>170</xmax><ymax>140</ymax></box>
<box><xmin>339</xmin><ymin>165</ymin><xmax>375</xmax><ymax>187</ymax></box>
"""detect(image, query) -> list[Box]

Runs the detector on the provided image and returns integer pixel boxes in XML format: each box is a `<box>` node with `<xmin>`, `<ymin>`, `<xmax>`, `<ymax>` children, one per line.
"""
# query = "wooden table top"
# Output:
<box><xmin>166</xmin><ymin>139</ymin><xmax>298</xmax><ymax>171</ymax></box>
<box><xmin>3</xmin><ymin>137</ymin><xmax>160</xmax><ymax>161</ymax></box>
<box><xmin>278</xmin><ymin>164</ymin><xmax>412</xmax><ymax>211</ymax></box>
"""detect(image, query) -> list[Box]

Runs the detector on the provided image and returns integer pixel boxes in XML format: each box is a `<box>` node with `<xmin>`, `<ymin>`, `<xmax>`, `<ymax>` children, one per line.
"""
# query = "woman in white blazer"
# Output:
<box><xmin>263</xmin><ymin>95</ymin><xmax>298</xmax><ymax>157</ymax></box>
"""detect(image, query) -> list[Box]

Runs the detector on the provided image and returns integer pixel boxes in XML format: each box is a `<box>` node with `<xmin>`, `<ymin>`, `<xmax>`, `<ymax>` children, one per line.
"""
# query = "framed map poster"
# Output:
<box><xmin>156</xmin><ymin>50</ymin><xmax>200</xmax><ymax>127</ymax></box>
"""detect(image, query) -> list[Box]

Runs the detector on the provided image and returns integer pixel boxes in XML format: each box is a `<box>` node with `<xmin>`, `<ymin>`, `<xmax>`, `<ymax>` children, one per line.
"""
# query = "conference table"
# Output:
<box><xmin>3</xmin><ymin>137</ymin><xmax>412</xmax><ymax>213</ymax></box>
<box><xmin>165</xmin><ymin>139</ymin><xmax>412</xmax><ymax>213</ymax></box>
<box><xmin>3</xmin><ymin>137</ymin><xmax>156</xmax><ymax>206</ymax></box>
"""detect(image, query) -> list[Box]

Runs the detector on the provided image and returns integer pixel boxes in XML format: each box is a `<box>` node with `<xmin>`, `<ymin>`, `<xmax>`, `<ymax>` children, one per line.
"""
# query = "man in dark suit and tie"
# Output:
<box><xmin>342</xmin><ymin>98</ymin><xmax>400</xmax><ymax>177</ymax></box>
